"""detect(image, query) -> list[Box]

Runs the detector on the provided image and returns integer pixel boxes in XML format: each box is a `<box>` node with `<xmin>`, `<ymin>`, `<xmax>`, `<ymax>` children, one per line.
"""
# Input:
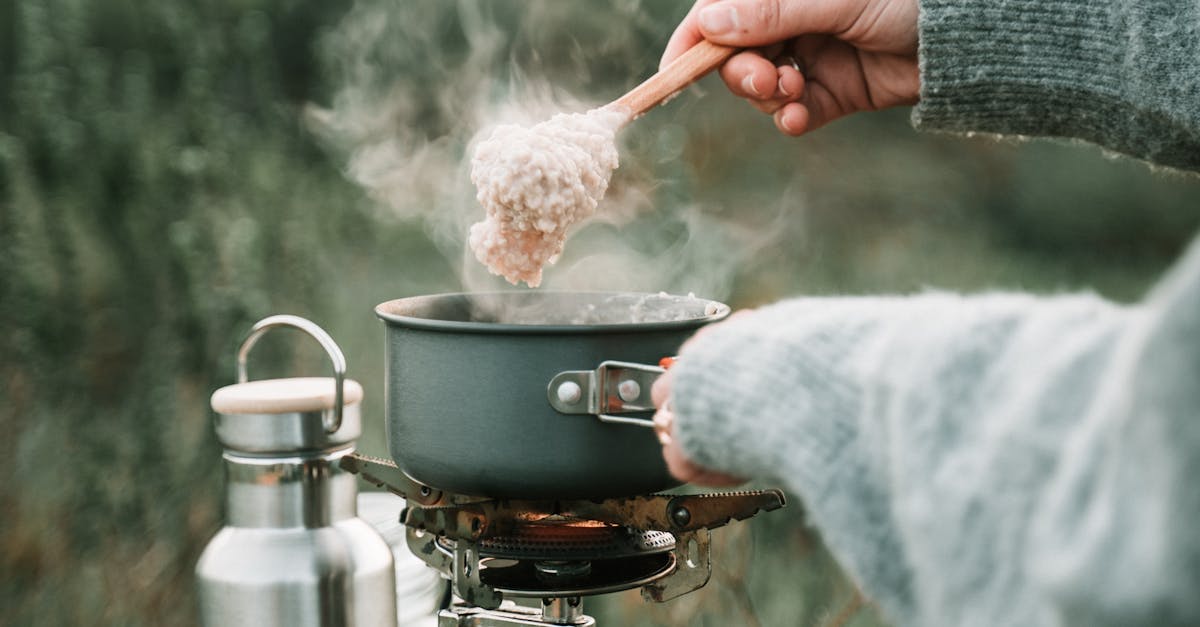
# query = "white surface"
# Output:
<box><xmin>357</xmin><ymin>492</ymin><xmax>445</xmax><ymax>627</ymax></box>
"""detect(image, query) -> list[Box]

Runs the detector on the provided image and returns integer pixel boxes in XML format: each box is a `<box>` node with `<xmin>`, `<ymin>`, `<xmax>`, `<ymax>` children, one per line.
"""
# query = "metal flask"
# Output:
<box><xmin>197</xmin><ymin>315</ymin><xmax>397</xmax><ymax>627</ymax></box>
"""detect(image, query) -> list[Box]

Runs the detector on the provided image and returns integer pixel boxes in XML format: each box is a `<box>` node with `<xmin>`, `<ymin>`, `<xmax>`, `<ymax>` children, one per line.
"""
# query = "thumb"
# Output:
<box><xmin>696</xmin><ymin>0</ymin><xmax>855</xmax><ymax>46</ymax></box>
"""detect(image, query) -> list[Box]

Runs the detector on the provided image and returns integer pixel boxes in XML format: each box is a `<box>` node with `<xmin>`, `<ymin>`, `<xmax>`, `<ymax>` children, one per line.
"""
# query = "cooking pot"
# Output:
<box><xmin>375</xmin><ymin>291</ymin><xmax>730</xmax><ymax>499</ymax></box>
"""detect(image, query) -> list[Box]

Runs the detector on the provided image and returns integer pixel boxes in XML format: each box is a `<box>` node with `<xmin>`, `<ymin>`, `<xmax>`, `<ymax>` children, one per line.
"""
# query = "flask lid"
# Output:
<box><xmin>212</xmin><ymin>377</ymin><xmax>363</xmax><ymax>415</ymax></box>
<box><xmin>210</xmin><ymin>316</ymin><xmax>363</xmax><ymax>454</ymax></box>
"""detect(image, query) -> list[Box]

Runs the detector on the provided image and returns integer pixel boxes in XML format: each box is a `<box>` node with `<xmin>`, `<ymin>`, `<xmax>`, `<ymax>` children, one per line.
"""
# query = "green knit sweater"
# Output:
<box><xmin>670</xmin><ymin>1</ymin><xmax>1200</xmax><ymax>625</ymax></box>
<box><xmin>914</xmin><ymin>0</ymin><xmax>1200</xmax><ymax>169</ymax></box>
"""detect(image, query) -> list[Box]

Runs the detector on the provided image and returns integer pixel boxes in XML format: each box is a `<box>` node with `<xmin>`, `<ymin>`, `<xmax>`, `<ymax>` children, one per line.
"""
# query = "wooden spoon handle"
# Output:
<box><xmin>610</xmin><ymin>40</ymin><xmax>738</xmax><ymax>119</ymax></box>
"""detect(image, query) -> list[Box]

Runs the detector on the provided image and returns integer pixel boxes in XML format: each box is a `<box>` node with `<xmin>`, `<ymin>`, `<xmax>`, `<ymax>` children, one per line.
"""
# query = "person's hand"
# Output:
<box><xmin>650</xmin><ymin>311</ymin><xmax>754</xmax><ymax>487</ymax></box>
<box><xmin>651</xmin><ymin>368</ymin><xmax>745</xmax><ymax>486</ymax></box>
<box><xmin>660</xmin><ymin>0</ymin><xmax>920</xmax><ymax>136</ymax></box>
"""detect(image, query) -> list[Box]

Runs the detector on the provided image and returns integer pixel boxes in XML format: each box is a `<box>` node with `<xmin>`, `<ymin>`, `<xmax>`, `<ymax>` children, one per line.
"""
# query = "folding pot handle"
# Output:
<box><xmin>236</xmin><ymin>314</ymin><xmax>347</xmax><ymax>433</ymax></box>
<box><xmin>547</xmin><ymin>360</ymin><xmax>666</xmax><ymax>427</ymax></box>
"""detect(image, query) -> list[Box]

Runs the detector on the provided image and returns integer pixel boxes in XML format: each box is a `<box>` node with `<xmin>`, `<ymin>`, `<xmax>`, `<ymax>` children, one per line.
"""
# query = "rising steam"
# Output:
<box><xmin>310</xmin><ymin>0</ymin><xmax>789</xmax><ymax>302</ymax></box>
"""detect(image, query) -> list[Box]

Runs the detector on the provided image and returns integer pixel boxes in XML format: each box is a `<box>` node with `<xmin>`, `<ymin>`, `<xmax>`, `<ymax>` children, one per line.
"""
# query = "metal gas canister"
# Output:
<box><xmin>196</xmin><ymin>315</ymin><xmax>397</xmax><ymax>627</ymax></box>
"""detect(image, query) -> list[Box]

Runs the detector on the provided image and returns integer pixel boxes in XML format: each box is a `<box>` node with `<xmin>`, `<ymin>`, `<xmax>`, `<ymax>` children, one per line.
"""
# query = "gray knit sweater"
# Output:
<box><xmin>670</xmin><ymin>1</ymin><xmax>1200</xmax><ymax>625</ymax></box>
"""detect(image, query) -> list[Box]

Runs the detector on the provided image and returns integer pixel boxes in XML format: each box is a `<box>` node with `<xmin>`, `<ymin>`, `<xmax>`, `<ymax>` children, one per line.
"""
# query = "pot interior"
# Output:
<box><xmin>376</xmin><ymin>291</ymin><xmax>729</xmax><ymax>331</ymax></box>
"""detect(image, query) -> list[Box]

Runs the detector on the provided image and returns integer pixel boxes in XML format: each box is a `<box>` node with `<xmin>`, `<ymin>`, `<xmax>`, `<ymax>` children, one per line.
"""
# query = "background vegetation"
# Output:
<box><xmin>1</xmin><ymin>1</ymin><xmax>1196</xmax><ymax>625</ymax></box>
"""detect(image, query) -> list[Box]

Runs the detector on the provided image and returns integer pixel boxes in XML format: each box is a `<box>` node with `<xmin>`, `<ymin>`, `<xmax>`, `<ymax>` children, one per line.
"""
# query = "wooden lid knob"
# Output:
<box><xmin>211</xmin><ymin>377</ymin><xmax>364</xmax><ymax>415</ymax></box>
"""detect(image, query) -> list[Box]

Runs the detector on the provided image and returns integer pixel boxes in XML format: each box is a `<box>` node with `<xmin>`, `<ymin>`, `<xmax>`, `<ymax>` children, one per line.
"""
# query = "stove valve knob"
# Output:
<box><xmin>556</xmin><ymin>381</ymin><xmax>583</xmax><ymax>404</ymax></box>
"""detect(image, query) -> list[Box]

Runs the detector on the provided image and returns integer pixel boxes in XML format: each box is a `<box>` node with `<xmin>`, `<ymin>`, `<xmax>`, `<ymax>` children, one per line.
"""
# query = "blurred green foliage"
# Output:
<box><xmin>1</xmin><ymin>1</ymin><xmax>1197</xmax><ymax>626</ymax></box>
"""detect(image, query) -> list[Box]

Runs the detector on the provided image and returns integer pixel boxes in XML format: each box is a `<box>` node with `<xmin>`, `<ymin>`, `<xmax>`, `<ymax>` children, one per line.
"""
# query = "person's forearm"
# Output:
<box><xmin>914</xmin><ymin>0</ymin><xmax>1200</xmax><ymax>171</ymax></box>
<box><xmin>670</xmin><ymin>291</ymin><xmax>1132</xmax><ymax>625</ymax></box>
<box><xmin>672</xmin><ymin>234</ymin><xmax>1200</xmax><ymax>625</ymax></box>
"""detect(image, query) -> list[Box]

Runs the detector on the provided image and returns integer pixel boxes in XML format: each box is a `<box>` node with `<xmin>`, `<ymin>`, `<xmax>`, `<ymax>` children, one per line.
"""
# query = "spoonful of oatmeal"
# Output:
<box><xmin>469</xmin><ymin>41</ymin><xmax>736</xmax><ymax>287</ymax></box>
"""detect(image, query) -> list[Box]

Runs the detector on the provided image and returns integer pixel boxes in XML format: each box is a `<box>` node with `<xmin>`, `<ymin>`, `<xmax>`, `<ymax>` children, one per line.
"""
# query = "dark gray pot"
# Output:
<box><xmin>376</xmin><ymin>291</ymin><xmax>729</xmax><ymax>499</ymax></box>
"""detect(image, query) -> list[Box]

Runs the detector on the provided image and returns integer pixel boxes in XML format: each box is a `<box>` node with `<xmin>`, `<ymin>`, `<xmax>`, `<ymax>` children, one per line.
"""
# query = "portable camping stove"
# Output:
<box><xmin>342</xmin><ymin>453</ymin><xmax>785</xmax><ymax>626</ymax></box>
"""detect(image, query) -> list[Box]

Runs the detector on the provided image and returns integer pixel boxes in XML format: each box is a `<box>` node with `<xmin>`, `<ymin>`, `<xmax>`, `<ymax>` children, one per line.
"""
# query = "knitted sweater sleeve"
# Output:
<box><xmin>913</xmin><ymin>0</ymin><xmax>1200</xmax><ymax>171</ymax></box>
<box><xmin>669</xmin><ymin>239</ymin><xmax>1200</xmax><ymax>626</ymax></box>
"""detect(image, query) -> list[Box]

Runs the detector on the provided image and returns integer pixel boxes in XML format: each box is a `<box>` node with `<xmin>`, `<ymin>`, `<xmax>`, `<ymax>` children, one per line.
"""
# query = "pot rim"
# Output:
<box><xmin>375</xmin><ymin>290</ymin><xmax>731</xmax><ymax>335</ymax></box>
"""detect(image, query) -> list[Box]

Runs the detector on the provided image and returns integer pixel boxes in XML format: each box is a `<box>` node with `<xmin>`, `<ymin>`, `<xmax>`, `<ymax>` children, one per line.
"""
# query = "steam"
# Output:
<box><xmin>312</xmin><ymin>0</ymin><xmax>786</xmax><ymax>303</ymax></box>
<box><xmin>469</xmin><ymin>107</ymin><xmax>627</xmax><ymax>287</ymax></box>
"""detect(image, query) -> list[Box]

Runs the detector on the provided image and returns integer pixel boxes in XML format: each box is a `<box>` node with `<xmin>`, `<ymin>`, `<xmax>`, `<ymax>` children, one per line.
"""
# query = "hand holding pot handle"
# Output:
<box><xmin>651</xmin><ymin>329</ymin><xmax>748</xmax><ymax>487</ymax></box>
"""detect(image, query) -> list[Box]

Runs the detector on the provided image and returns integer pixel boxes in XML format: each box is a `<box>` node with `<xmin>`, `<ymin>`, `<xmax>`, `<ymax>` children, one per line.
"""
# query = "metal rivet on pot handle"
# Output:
<box><xmin>236</xmin><ymin>314</ymin><xmax>347</xmax><ymax>433</ymax></box>
<box><xmin>617</xmin><ymin>379</ymin><xmax>641</xmax><ymax>402</ymax></box>
<box><xmin>556</xmin><ymin>380</ymin><xmax>583</xmax><ymax>404</ymax></box>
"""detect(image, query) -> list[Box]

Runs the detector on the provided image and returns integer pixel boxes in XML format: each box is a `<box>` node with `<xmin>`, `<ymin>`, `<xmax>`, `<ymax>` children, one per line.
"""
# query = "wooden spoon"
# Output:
<box><xmin>608</xmin><ymin>40</ymin><xmax>738</xmax><ymax>121</ymax></box>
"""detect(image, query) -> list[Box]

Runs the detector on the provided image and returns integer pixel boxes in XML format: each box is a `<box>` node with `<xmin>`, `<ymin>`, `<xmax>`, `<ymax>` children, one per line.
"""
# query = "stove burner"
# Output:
<box><xmin>480</xmin><ymin>553</ymin><xmax>676</xmax><ymax>598</ymax></box>
<box><xmin>460</xmin><ymin>516</ymin><xmax>675</xmax><ymax>561</ymax></box>
<box><xmin>341</xmin><ymin>452</ymin><xmax>787</xmax><ymax>623</ymax></box>
<box><xmin>534</xmin><ymin>560</ymin><xmax>592</xmax><ymax>581</ymax></box>
<box><xmin>432</xmin><ymin>517</ymin><xmax>679</xmax><ymax>597</ymax></box>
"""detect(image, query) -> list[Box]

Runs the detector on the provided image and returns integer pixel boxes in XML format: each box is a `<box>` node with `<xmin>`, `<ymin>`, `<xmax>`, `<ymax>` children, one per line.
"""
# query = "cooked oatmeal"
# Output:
<box><xmin>469</xmin><ymin>107</ymin><xmax>627</xmax><ymax>287</ymax></box>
